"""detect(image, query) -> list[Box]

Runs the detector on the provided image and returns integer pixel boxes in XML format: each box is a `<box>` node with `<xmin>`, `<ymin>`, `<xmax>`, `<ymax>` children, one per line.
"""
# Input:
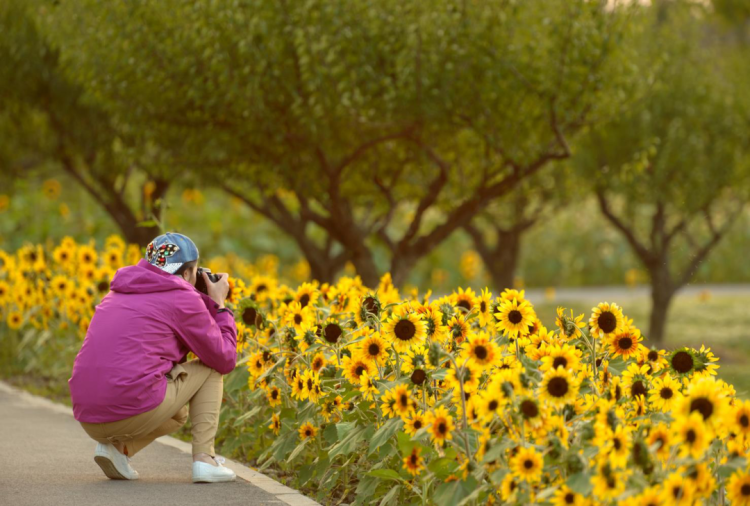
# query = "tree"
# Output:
<box><xmin>463</xmin><ymin>169</ymin><xmax>576</xmax><ymax>291</ymax></box>
<box><xmin>576</xmin><ymin>2</ymin><xmax>750</xmax><ymax>343</ymax></box>
<box><xmin>0</xmin><ymin>1</ymin><xmax>170</xmax><ymax>246</ymax></box>
<box><xmin>41</xmin><ymin>0</ymin><xmax>635</xmax><ymax>285</ymax></box>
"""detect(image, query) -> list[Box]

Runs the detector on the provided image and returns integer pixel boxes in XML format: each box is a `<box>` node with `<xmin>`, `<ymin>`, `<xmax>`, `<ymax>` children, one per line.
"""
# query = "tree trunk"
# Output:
<box><xmin>647</xmin><ymin>262</ymin><xmax>674</xmax><ymax>345</ymax></box>
<box><xmin>485</xmin><ymin>229</ymin><xmax>521</xmax><ymax>291</ymax></box>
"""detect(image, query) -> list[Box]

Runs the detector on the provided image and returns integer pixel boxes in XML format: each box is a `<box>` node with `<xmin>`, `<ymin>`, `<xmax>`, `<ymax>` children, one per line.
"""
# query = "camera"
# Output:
<box><xmin>195</xmin><ymin>267</ymin><xmax>221</xmax><ymax>295</ymax></box>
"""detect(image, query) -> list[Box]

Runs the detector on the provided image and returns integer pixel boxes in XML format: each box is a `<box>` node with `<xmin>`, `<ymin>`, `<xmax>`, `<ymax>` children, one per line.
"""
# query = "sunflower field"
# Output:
<box><xmin>2</xmin><ymin>237</ymin><xmax>750</xmax><ymax>506</ymax></box>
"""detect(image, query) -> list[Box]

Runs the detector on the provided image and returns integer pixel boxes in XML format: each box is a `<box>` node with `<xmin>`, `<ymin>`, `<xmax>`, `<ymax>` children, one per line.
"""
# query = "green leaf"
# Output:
<box><xmin>566</xmin><ymin>472</ymin><xmax>593</xmax><ymax>496</ymax></box>
<box><xmin>369</xmin><ymin>418</ymin><xmax>403</xmax><ymax>455</ymax></box>
<box><xmin>433</xmin><ymin>477</ymin><xmax>477</xmax><ymax>506</ymax></box>
<box><xmin>428</xmin><ymin>457</ymin><xmax>457</xmax><ymax>480</ymax></box>
<box><xmin>379</xmin><ymin>484</ymin><xmax>401</xmax><ymax>506</ymax></box>
<box><xmin>354</xmin><ymin>476</ymin><xmax>379</xmax><ymax>504</ymax></box>
<box><xmin>366</xmin><ymin>469</ymin><xmax>402</xmax><ymax>481</ymax></box>
<box><xmin>323</xmin><ymin>423</ymin><xmax>339</xmax><ymax>445</ymax></box>
<box><xmin>298</xmin><ymin>463</ymin><xmax>315</xmax><ymax>487</ymax></box>
<box><xmin>233</xmin><ymin>405</ymin><xmax>262</xmax><ymax>426</ymax></box>
<box><xmin>286</xmin><ymin>439</ymin><xmax>308</xmax><ymax>463</ymax></box>
<box><xmin>328</xmin><ymin>425</ymin><xmax>372</xmax><ymax>459</ymax></box>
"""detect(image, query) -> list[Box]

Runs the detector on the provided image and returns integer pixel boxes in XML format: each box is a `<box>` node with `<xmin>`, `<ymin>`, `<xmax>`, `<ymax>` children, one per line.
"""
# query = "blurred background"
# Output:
<box><xmin>1</xmin><ymin>0</ymin><xmax>750</xmax><ymax>386</ymax></box>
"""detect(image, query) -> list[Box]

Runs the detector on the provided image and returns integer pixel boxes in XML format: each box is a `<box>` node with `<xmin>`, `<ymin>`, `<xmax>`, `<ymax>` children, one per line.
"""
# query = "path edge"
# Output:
<box><xmin>0</xmin><ymin>380</ymin><xmax>321</xmax><ymax>506</ymax></box>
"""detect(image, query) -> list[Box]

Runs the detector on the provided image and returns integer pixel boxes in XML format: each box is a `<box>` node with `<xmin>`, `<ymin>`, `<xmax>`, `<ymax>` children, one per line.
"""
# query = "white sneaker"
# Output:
<box><xmin>192</xmin><ymin>456</ymin><xmax>236</xmax><ymax>483</ymax></box>
<box><xmin>94</xmin><ymin>442</ymin><xmax>139</xmax><ymax>480</ymax></box>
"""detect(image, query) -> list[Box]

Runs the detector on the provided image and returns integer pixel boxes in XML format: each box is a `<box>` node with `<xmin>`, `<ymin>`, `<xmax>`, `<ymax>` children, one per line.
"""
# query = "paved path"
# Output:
<box><xmin>523</xmin><ymin>283</ymin><xmax>750</xmax><ymax>304</ymax></box>
<box><xmin>0</xmin><ymin>383</ymin><xmax>319</xmax><ymax>506</ymax></box>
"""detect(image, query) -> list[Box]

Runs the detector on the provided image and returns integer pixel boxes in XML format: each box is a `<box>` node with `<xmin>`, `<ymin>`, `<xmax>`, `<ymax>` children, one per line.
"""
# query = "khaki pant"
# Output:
<box><xmin>80</xmin><ymin>359</ymin><xmax>223</xmax><ymax>458</ymax></box>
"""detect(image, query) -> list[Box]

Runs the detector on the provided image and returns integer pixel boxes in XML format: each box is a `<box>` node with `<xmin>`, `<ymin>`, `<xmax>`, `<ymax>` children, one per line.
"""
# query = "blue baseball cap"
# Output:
<box><xmin>145</xmin><ymin>232</ymin><xmax>200</xmax><ymax>274</ymax></box>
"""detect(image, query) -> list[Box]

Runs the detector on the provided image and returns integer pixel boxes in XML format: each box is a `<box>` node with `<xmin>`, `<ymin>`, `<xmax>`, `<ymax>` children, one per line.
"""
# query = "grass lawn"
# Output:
<box><xmin>534</xmin><ymin>293</ymin><xmax>750</xmax><ymax>397</ymax></box>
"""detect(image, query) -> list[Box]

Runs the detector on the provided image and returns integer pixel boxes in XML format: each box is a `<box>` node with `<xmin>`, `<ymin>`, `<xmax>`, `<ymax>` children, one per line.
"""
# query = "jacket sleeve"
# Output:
<box><xmin>172</xmin><ymin>291</ymin><xmax>237</xmax><ymax>375</ymax></box>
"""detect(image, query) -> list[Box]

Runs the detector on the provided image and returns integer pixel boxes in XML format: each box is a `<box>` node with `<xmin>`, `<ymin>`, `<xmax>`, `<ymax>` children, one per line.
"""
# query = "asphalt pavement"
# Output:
<box><xmin>0</xmin><ymin>383</ymin><xmax>318</xmax><ymax>506</ymax></box>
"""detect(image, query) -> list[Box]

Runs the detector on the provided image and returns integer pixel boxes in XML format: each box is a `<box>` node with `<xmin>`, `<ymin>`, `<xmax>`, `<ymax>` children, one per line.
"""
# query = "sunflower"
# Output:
<box><xmin>589</xmin><ymin>302</ymin><xmax>624</xmax><ymax>338</ymax></box>
<box><xmin>476</xmin><ymin>390</ymin><xmax>503</xmax><ymax>421</ymax></box>
<box><xmin>731</xmin><ymin>400</ymin><xmax>750</xmax><ymax>441</ymax></box>
<box><xmin>591</xmin><ymin>460</ymin><xmax>628</xmax><ymax>501</ymax></box>
<box><xmin>269</xmin><ymin>413</ymin><xmax>281</xmax><ymax>435</ymax></box>
<box><xmin>645</xmin><ymin>425</ymin><xmax>670</xmax><ymax>462</ymax></box>
<box><xmin>510</xmin><ymin>446</ymin><xmax>543</xmax><ymax>483</ymax></box>
<box><xmin>291</xmin><ymin>372</ymin><xmax>308</xmax><ymax>401</ymax></box>
<box><xmin>621</xmin><ymin>363</ymin><xmax>650</xmax><ymax>399</ymax></box>
<box><xmin>445</xmin><ymin>313</ymin><xmax>470</xmax><ymax>345</ymax></box>
<box><xmin>389</xmin><ymin>384</ymin><xmax>414</xmax><ymax>419</ymax></box>
<box><xmin>7</xmin><ymin>310</ymin><xmax>23</xmax><ymax>330</ymax></box>
<box><xmin>402</xmin><ymin>446</ymin><xmax>425</xmax><ymax>476</ymax></box>
<box><xmin>609</xmin><ymin>326</ymin><xmax>643</xmax><ymax>358</ymax></box>
<box><xmin>668</xmin><ymin>347</ymin><xmax>698</xmax><ymax>376</ymax></box>
<box><xmin>460</xmin><ymin>331</ymin><xmax>499</xmax><ymax>370</ymax></box>
<box><xmin>340</xmin><ymin>355</ymin><xmax>375</xmax><ymax>385</ymax></box>
<box><xmin>539</xmin><ymin>367</ymin><xmax>579</xmax><ymax>407</ymax></box>
<box><xmin>727</xmin><ymin>469</ymin><xmax>750</xmax><ymax>506</ymax></box>
<box><xmin>77</xmin><ymin>245</ymin><xmax>98</xmax><ymax>267</ymax></box>
<box><xmin>476</xmin><ymin>288</ymin><xmax>494</xmax><ymax>328</ymax></box>
<box><xmin>320</xmin><ymin>319</ymin><xmax>344</xmax><ymax>344</ymax></box>
<box><xmin>539</xmin><ymin>343</ymin><xmax>582</xmax><ymax>373</ymax></box>
<box><xmin>284</xmin><ymin>301</ymin><xmax>315</xmax><ymax>334</ymax></box>
<box><xmin>555</xmin><ymin>307</ymin><xmax>586</xmax><ymax>340</ymax></box>
<box><xmin>247</xmin><ymin>351</ymin><xmax>266</xmax><ymax>377</ymax></box>
<box><xmin>248</xmin><ymin>275</ymin><xmax>277</xmax><ymax>303</ymax></box>
<box><xmin>451</xmin><ymin>286</ymin><xmax>477</xmax><ymax>314</ymax></box>
<box><xmin>648</xmin><ymin>375</ymin><xmax>682</xmax><ymax>412</ymax></box>
<box><xmin>401</xmin><ymin>345</ymin><xmax>430</xmax><ymax>385</ymax></box>
<box><xmin>403</xmin><ymin>411</ymin><xmax>426</xmax><ymax>436</ymax></box>
<box><xmin>302</xmin><ymin>369</ymin><xmax>322</xmax><ymax>403</ymax></box>
<box><xmin>359</xmin><ymin>371</ymin><xmax>379</xmax><ymax>401</ymax></box>
<box><xmin>310</xmin><ymin>352</ymin><xmax>327</xmax><ymax>373</ymax></box>
<box><xmin>551</xmin><ymin>485</ymin><xmax>586</xmax><ymax>506</ymax></box>
<box><xmin>294</xmin><ymin>282</ymin><xmax>319</xmax><ymax>309</ymax></box>
<box><xmin>500</xmin><ymin>473</ymin><xmax>520</xmax><ymax>502</ymax></box>
<box><xmin>355</xmin><ymin>293</ymin><xmax>382</xmax><ymax>327</ymax></box>
<box><xmin>382</xmin><ymin>310</ymin><xmax>427</xmax><ymax>353</ymax></box>
<box><xmin>517</xmin><ymin>397</ymin><xmax>545</xmax><ymax>428</ymax></box>
<box><xmin>605</xmin><ymin>424</ymin><xmax>632</xmax><ymax>469</ymax></box>
<box><xmin>660</xmin><ymin>472</ymin><xmax>696</xmax><ymax>505</ymax></box>
<box><xmin>357</xmin><ymin>332</ymin><xmax>389</xmax><ymax>366</ymax></box>
<box><xmin>380</xmin><ymin>388</ymin><xmax>398</xmax><ymax>419</ymax></box>
<box><xmin>445</xmin><ymin>360</ymin><xmax>482</xmax><ymax>394</ymax></box>
<box><xmin>425</xmin><ymin>406</ymin><xmax>454</xmax><ymax>445</ymax></box>
<box><xmin>298</xmin><ymin>421</ymin><xmax>317</xmax><ymax>440</ymax></box>
<box><xmin>677</xmin><ymin>376</ymin><xmax>726</xmax><ymax>431</ymax></box>
<box><xmin>494</xmin><ymin>298</ymin><xmax>536</xmax><ymax>339</ymax></box>
<box><xmin>673</xmin><ymin>411</ymin><xmax>709</xmax><ymax>459</ymax></box>
<box><xmin>266</xmin><ymin>385</ymin><xmax>282</xmax><ymax>407</ymax></box>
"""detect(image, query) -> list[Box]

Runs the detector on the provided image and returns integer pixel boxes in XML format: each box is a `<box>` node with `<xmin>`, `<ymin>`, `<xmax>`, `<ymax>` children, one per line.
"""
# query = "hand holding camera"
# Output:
<box><xmin>196</xmin><ymin>267</ymin><xmax>229</xmax><ymax>307</ymax></box>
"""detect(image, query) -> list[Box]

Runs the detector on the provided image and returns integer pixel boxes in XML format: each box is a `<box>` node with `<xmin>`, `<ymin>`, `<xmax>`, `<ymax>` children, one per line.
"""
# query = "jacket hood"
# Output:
<box><xmin>110</xmin><ymin>259</ymin><xmax>195</xmax><ymax>294</ymax></box>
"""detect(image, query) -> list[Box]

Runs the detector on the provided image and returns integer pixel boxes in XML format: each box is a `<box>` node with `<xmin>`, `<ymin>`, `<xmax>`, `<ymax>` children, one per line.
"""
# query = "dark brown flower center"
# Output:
<box><xmin>411</xmin><ymin>369</ymin><xmax>426</xmax><ymax>385</ymax></box>
<box><xmin>740</xmin><ymin>414</ymin><xmax>749</xmax><ymax>428</ymax></box>
<box><xmin>648</xmin><ymin>350</ymin><xmax>659</xmax><ymax>361</ymax></box>
<box><xmin>414</xmin><ymin>420</ymin><xmax>422</xmax><ymax>429</ymax></box>
<box><xmin>631</xmin><ymin>380</ymin><xmax>646</xmax><ymax>398</ymax></box>
<box><xmin>553</xmin><ymin>357</ymin><xmax>568</xmax><ymax>369</ymax></box>
<box><xmin>660</xmin><ymin>387</ymin><xmax>673</xmax><ymax>400</ymax></box>
<box><xmin>742</xmin><ymin>484</ymin><xmax>750</xmax><ymax>496</ymax></box>
<box><xmin>488</xmin><ymin>400</ymin><xmax>499</xmax><ymax>411</ymax></box>
<box><xmin>294</xmin><ymin>314</ymin><xmax>302</xmax><ymax>325</ymax></box>
<box><xmin>299</xmin><ymin>293</ymin><xmax>310</xmax><ymax>308</ymax></box>
<box><xmin>437</xmin><ymin>422</ymin><xmax>447</xmax><ymax>435</ymax></box>
<box><xmin>618</xmin><ymin>336</ymin><xmax>633</xmax><ymax>350</ymax></box>
<box><xmin>324</xmin><ymin>324</ymin><xmax>342</xmax><ymax>343</ymax></box>
<box><xmin>614</xmin><ymin>438</ymin><xmax>622</xmax><ymax>450</ymax></box>
<box><xmin>565</xmin><ymin>492</ymin><xmax>575</xmax><ymax>504</ymax></box>
<box><xmin>690</xmin><ymin>397</ymin><xmax>714</xmax><ymax>421</ymax></box>
<box><xmin>457</xmin><ymin>300</ymin><xmax>471</xmax><ymax>311</ymax></box>
<box><xmin>686</xmin><ymin>429</ymin><xmax>697</xmax><ymax>443</ymax></box>
<box><xmin>598</xmin><ymin>311</ymin><xmax>617</xmax><ymax>333</ymax></box>
<box><xmin>671</xmin><ymin>351</ymin><xmax>694</xmax><ymax>373</ymax></box>
<box><xmin>520</xmin><ymin>400</ymin><xmax>539</xmax><ymax>418</ymax></box>
<box><xmin>480</xmin><ymin>301</ymin><xmax>487</xmax><ymax>312</ymax></box>
<box><xmin>523</xmin><ymin>459</ymin><xmax>533</xmax><ymax>469</ymax></box>
<box><xmin>508</xmin><ymin>310</ymin><xmax>523</xmax><ymax>324</ymax></box>
<box><xmin>395</xmin><ymin>319</ymin><xmax>416</xmax><ymax>340</ymax></box>
<box><xmin>355</xmin><ymin>365</ymin><xmax>365</xmax><ymax>377</ymax></box>
<box><xmin>547</xmin><ymin>377</ymin><xmax>569</xmax><ymax>397</ymax></box>
<box><xmin>243</xmin><ymin>307</ymin><xmax>257</xmax><ymax>325</ymax></box>
<box><xmin>474</xmin><ymin>345</ymin><xmax>488</xmax><ymax>360</ymax></box>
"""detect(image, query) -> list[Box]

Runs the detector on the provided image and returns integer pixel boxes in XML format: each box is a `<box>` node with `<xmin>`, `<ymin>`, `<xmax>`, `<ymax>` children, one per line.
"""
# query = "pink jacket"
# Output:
<box><xmin>69</xmin><ymin>259</ymin><xmax>237</xmax><ymax>423</ymax></box>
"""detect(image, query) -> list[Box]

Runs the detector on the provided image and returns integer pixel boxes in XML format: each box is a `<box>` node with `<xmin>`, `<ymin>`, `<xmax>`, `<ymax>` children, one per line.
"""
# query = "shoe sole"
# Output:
<box><xmin>94</xmin><ymin>455</ymin><xmax>134</xmax><ymax>480</ymax></box>
<box><xmin>192</xmin><ymin>474</ymin><xmax>236</xmax><ymax>483</ymax></box>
